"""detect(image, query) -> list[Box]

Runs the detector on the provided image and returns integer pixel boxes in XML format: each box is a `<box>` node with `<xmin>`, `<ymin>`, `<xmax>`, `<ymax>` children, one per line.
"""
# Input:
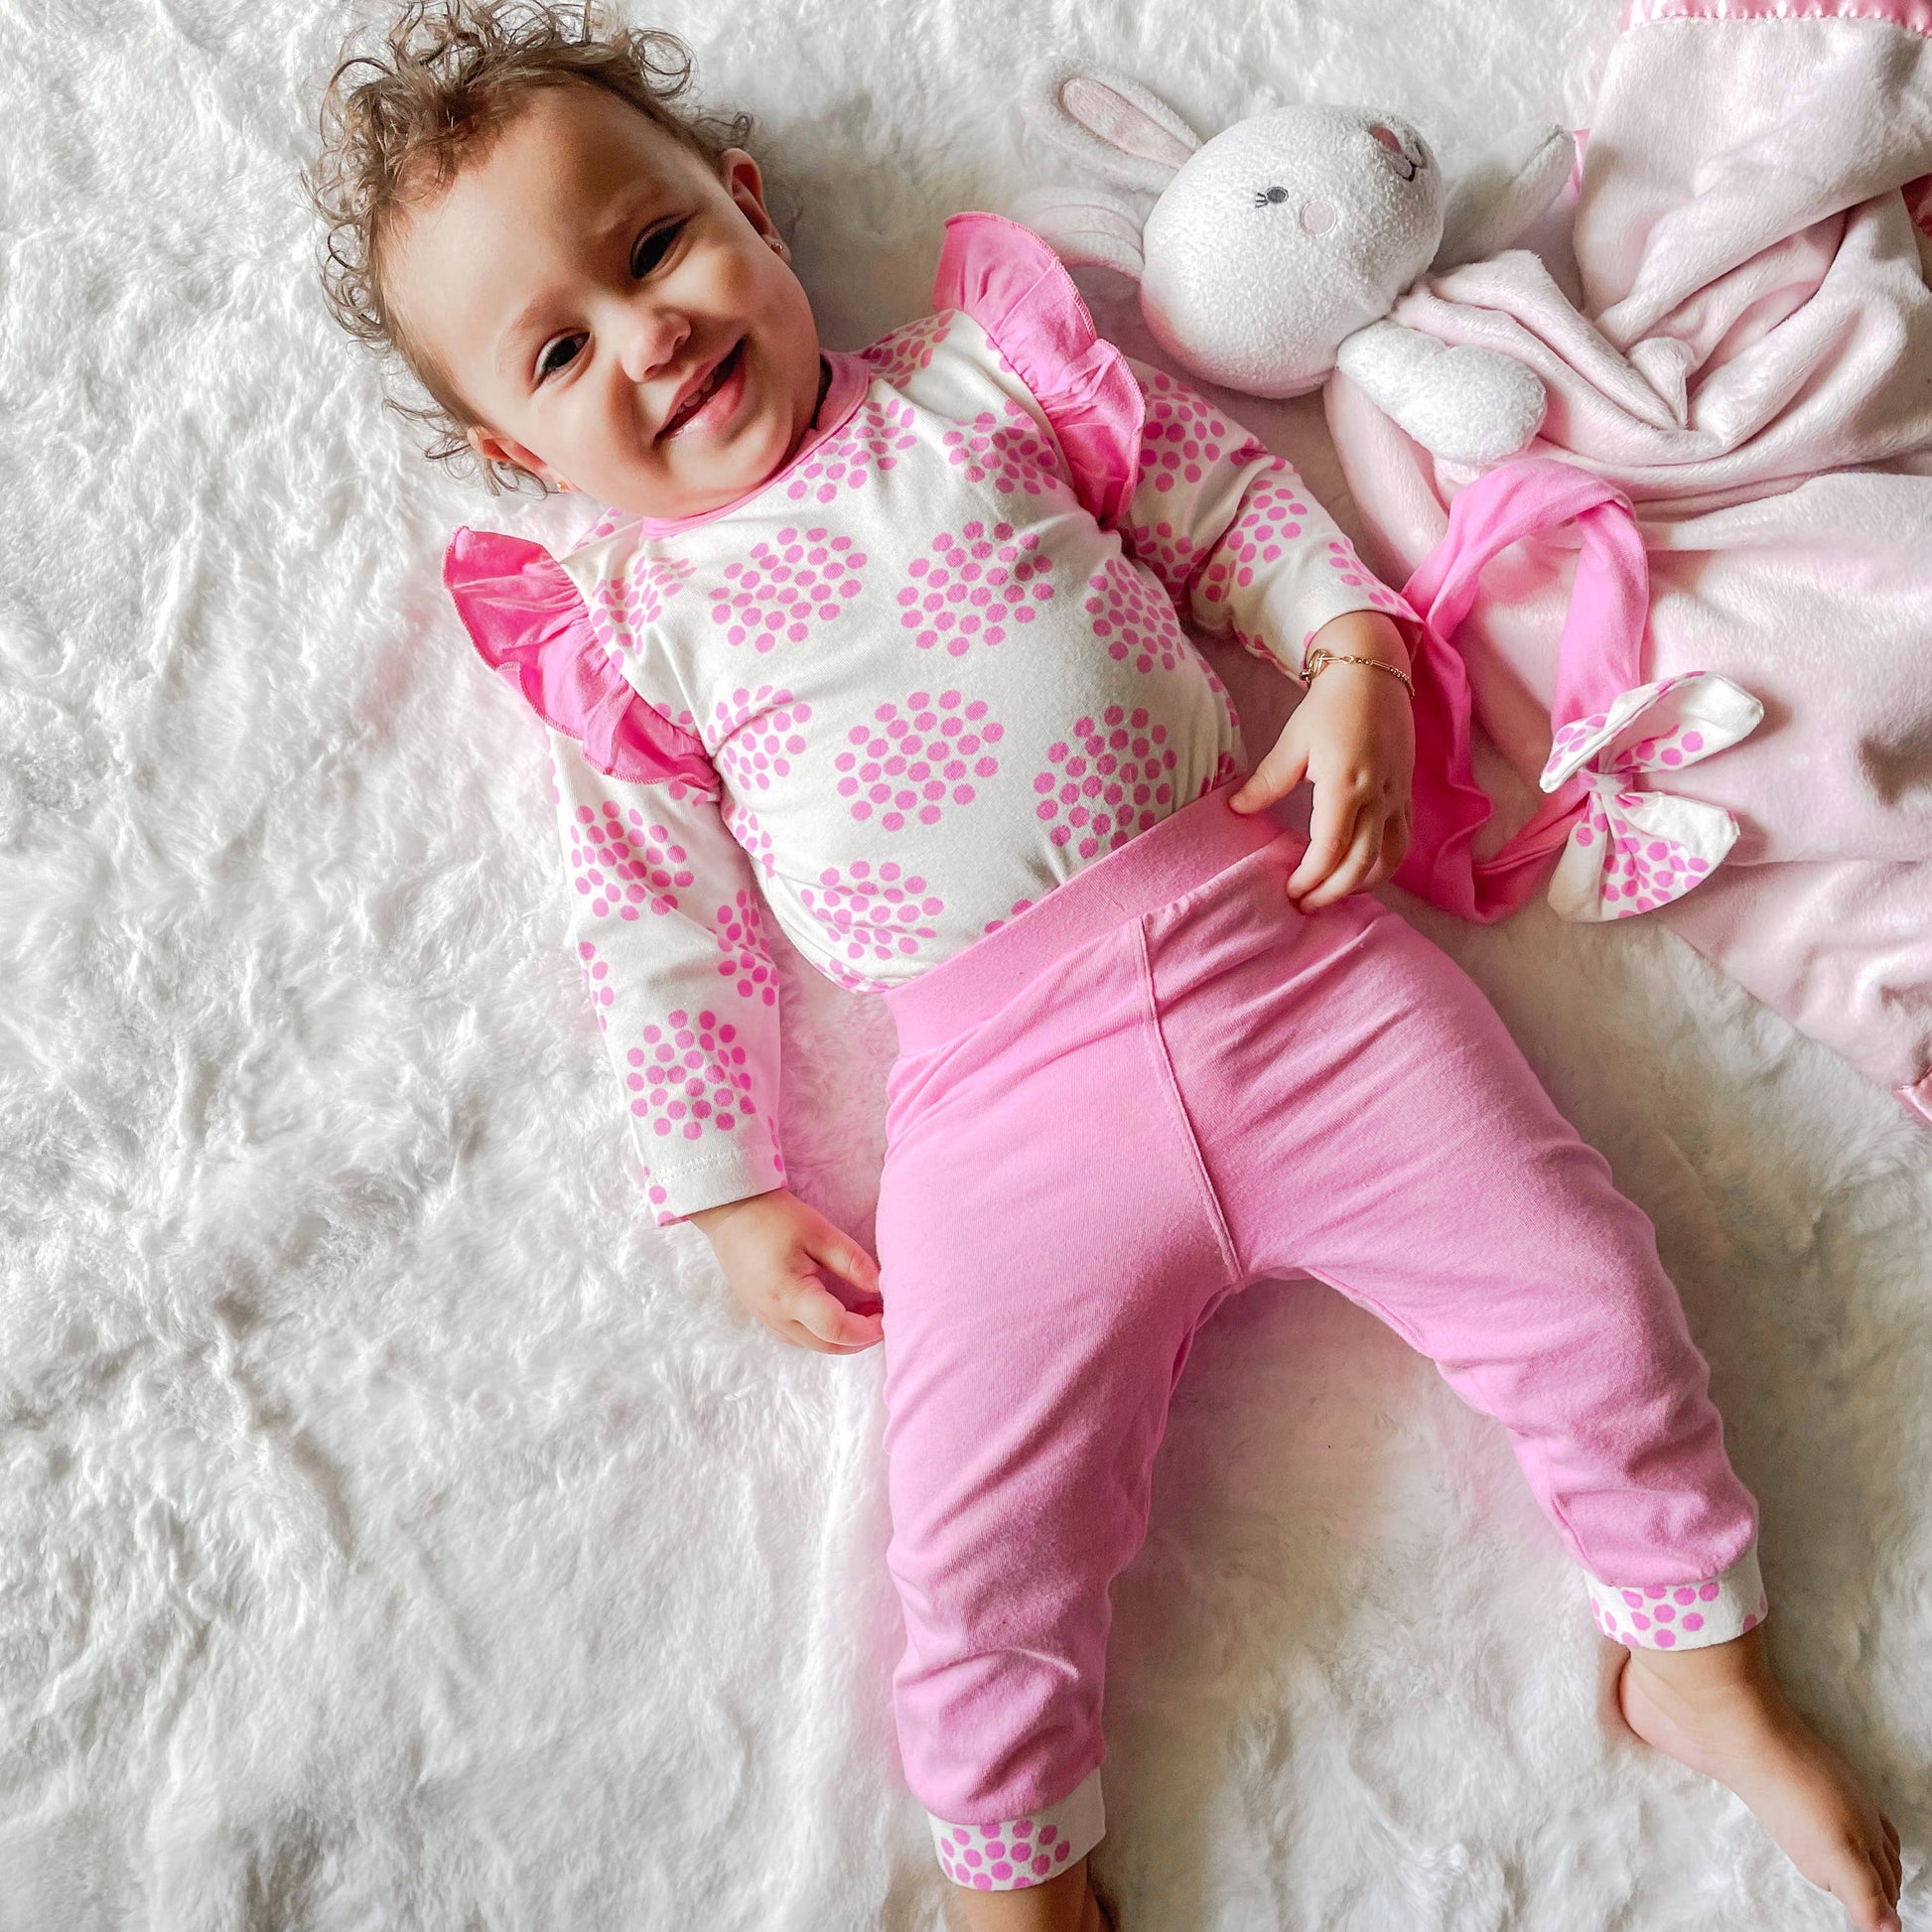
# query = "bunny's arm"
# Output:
<box><xmin>1117</xmin><ymin>356</ymin><xmax>1417</xmax><ymax>676</ymax></box>
<box><xmin>1334</xmin><ymin>322</ymin><xmax>1548</xmax><ymax>466</ymax></box>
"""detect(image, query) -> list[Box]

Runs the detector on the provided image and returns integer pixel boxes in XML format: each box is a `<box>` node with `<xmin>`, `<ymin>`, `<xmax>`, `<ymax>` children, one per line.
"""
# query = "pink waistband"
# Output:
<box><xmin>880</xmin><ymin>779</ymin><xmax>1293</xmax><ymax>1053</ymax></box>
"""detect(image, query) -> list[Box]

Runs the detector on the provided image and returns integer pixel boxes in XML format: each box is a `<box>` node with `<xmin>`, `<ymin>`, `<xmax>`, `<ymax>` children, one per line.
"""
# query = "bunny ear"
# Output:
<box><xmin>1010</xmin><ymin>186</ymin><xmax>1148</xmax><ymax>283</ymax></box>
<box><xmin>1433</xmin><ymin>122</ymin><xmax>1577</xmax><ymax>272</ymax></box>
<box><xmin>1021</xmin><ymin>59</ymin><xmax>1200</xmax><ymax>193</ymax></box>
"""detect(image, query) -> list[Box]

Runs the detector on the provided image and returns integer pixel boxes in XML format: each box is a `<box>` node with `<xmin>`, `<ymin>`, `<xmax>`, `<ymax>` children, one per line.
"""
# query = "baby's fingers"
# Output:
<box><xmin>1288</xmin><ymin>780</ymin><xmax>1364</xmax><ymax>898</ymax></box>
<box><xmin>1358</xmin><ymin>807</ymin><xmax>1412</xmax><ymax>895</ymax></box>
<box><xmin>803</xmin><ymin>1224</ymin><xmax>884</xmax><ymax>1302</ymax></box>
<box><xmin>784</xmin><ymin>1277</ymin><xmax>884</xmax><ymax>1353</ymax></box>
<box><xmin>1229</xmin><ymin>737</ymin><xmax>1310</xmax><ymax>815</ymax></box>
<box><xmin>1297</xmin><ymin>804</ymin><xmax>1385</xmax><ymax>909</ymax></box>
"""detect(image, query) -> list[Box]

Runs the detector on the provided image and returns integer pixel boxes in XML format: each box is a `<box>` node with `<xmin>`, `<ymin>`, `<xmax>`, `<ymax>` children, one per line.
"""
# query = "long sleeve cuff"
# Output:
<box><xmin>641</xmin><ymin>1139</ymin><xmax>786</xmax><ymax>1227</ymax></box>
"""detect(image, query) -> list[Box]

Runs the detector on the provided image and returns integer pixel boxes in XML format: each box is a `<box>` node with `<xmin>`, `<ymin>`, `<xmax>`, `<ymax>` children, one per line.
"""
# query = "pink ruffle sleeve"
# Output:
<box><xmin>930</xmin><ymin>211</ymin><xmax>1146</xmax><ymax>530</ymax></box>
<box><xmin>443</xmin><ymin>527</ymin><xmax>718</xmax><ymax>794</ymax></box>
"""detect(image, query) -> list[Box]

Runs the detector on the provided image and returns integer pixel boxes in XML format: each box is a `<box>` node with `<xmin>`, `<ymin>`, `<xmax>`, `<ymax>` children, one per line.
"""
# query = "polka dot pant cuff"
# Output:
<box><xmin>927</xmin><ymin>1768</ymin><xmax>1104</xmax><ymax>1891</ymax></box>
<box><xmin>1587</xmin><ymin>1543</ymin><xmax>1766</xmax><ymax>1651</ymax></box>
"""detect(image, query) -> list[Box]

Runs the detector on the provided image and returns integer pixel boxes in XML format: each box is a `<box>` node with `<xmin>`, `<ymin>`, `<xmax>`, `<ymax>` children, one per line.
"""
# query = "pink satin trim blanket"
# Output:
<box><xmin>1327</xmin><ymin>0</ymin><xmax>1932</xmax><ymax>1118</ymax></box>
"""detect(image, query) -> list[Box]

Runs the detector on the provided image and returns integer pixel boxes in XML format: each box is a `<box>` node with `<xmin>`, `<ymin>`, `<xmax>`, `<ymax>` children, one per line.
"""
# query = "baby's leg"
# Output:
<box><xmin>875</xmin><ymin>915</ymin><xmax>1240</xmax><ymax>1926</ymax></box>
<box><xmin>1141</xmin><ymin>868</ymin><xmax>1900</xmax><ymax>1929</ymax></box>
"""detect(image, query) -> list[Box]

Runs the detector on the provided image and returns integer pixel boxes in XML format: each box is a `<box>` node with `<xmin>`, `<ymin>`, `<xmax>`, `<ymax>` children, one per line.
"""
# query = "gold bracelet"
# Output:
<box><xmin>1301</xmin><ymin>646</ymin><xmax>1415</xmax><ymax>698</ymax></box>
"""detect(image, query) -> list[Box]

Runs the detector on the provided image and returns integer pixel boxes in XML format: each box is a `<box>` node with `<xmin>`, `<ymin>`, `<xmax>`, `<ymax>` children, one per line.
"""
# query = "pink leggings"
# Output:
<box><xmin>873</xmin><ymin>778</ymin><xmax>1765</xmax><ymax>1894</ymax></box>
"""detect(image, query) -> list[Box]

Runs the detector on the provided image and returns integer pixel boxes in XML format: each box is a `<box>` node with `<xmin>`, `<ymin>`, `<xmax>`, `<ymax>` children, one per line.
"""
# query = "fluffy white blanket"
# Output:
<box><xmin>1</xmin><ymin>1</ymin><xmax>1925</xmax><ymax>1926</ymax></box>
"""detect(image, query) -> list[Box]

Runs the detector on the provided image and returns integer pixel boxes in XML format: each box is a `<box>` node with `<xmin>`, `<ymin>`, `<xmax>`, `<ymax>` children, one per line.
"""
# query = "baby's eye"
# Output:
<box><xmin>1253</xmin><ymin>186</ymin><xmax>1291</xmax><ymax>208</ymax></box>
<box><xmin>536</xmin><ymin>334</ymin><xmax>586</xmax><ymax>381</ymax></box>
<box><xmin>631</xmin><ymin>219</ymin><xmax>686</xmax><ymax>277</ymax></box>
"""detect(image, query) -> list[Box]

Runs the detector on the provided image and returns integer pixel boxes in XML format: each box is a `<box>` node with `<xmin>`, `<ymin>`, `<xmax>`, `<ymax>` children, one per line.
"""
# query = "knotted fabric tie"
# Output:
<box><xmin>1393</xmin><ymin>458</ymin><xmax>1760</xmax><ymax>924</ymax></box>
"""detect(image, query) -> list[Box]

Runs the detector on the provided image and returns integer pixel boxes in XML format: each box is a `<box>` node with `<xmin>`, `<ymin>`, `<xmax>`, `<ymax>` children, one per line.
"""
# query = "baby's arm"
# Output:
<box><xmin>1119</xmin><ymin>359</ymin><xmax>1419</xmax><ymax>905</ymax></box>
<box><xmin>547</xmin><ymin>733</ymin><xmax>882</xmax><ymax>1351</ymax></box>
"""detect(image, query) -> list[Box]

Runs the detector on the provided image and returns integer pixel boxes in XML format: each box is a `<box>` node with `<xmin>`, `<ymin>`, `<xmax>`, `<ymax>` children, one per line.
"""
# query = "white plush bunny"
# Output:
<box><xmin>1015</xmin><ymin>64</ymin><xmax>1575</xmax><ymax>465</ymax></box>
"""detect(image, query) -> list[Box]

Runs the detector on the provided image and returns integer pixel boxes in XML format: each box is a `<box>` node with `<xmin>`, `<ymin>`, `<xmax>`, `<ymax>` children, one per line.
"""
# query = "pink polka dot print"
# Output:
<box><xmin>940</xmin><ymin>400</ymin><xmax>1063</xmax><ymax>497</ymax></box>
<box><xmin>709</xmin><ymin>525</ymin><xmax>867</xmax><ymax>651</ymax></box>
<box><xmin>663</xmin><ymin>775</ymin><xmax>713</xmax><ymax>805</ymax></box>
<box><xmin>1085</xmin><ymin>552</ymin><xmax>1187</xmax><ymax>673</ymax></box>
<box><xmin>639</xmin><ymin>1168</ymin><xmax>676</xmax><ymax>1227</ymax></box>
<box><xmin>1137</xmin><ymin>365</ymin><xmax>1232</xmax><ymax>492</ymax></box>
<box><xmin>1322</xmin><ymin>535</ymin><xmax>1409</xmax><ymax>616</ymax></box>
<box><xmin>1592</xmin><ymin>1579</ymin><xmax>1760</xmax><ymax>1649</ymax></box>
<box><xmin>712</xmin><ymin>889</ymin><xmax>779</xmax><ymax>1004</ymax></box>
<box><xmin>1035</xmin><ymin>705</ymin><xmax>1179</xmax><ymax>859</ymax></box>
<box><xmin>1195</xmin><ymin>650</ymin><xmax>1243</xmax><ymax>737</ymax></box>
<box><xmin>566</xmin><ymin>803</ymin><xmax>692</xmax><ymax>921</ymax></box>
<box><xmin>816</xmin><ymin>951</ymin><xmax>892</xmax><ymax>994</ymax></box>
<box><xmin>1575</xmin><ymin>803</ymin><xmax>1711</xmax><ymax>917</ymax></box>
<box><xmin>897</xmin><ymin>520</ymin><xmax>1054</xmax><ymax>655</ymax></box>
<box><xmin>1197</xmin><ymin>749</ymin><xmax>1243</xmax><ymax>798</ymax></box>
<box><xmin>719</xmin><ymin>795</ymin><xmax>777</xmax><ymax>879</ymax></box>
<box><xmin>859</xmin><ymin>312</ymin><xmax>952</xmax><ymax>386</ymax></box>
<box><xmin>1549</xmin><ymin>709</ymin><xmax>1611</xmax><ymax>770</ymax></box>
<box><xmin>1624</xmin><ymin>725</ymin><xmax>1708</xmax><ymax>771</ymax></box>
<box><xmin>587</xmin><ymin>554</ymin><xmax>695</xmax><ymax>662</ymax></box>
<box><xmin>797</xmin><ymin>860</ymin><xmax>943</xmax><ymax>968</ymax></box>
<box><xmin>786</xmin><ymin>397</ymin><xmax>917</xmax><ymax>503</ymax></box>
<box><xmin>1122</xmin><ymin>515</ymin><xmax>1207</xmax><ymax>610</ymax></box>
<box><xmin>982</xmin><ymin>895</ymin><xmax>1035</xmax><ymax>936</ymax></box>
<box><xmin>936</xmin><ymin>1820</ymin><xmax>1071</xmax><ymax>1890</ymax></box>
<box><xmin>713</xmin><ymin>685</ymin><xmax>812</xmax><ymax>794</ymax></box>
<box><xmin>1197</xmin><ymin>464</ymin><xmax>1309</xmax><ymax>605</ymax></box>
<box><xmin>624</xmin><ymin>1005</ymin><xmax>758</xmax><ymax>1143</ymax></box>
<box><xmin>834</xmin><ymin>688</ymin><xmax>1004</xmax><ymax>832</ymax></box>
<box><xmin>577</xmin><ymin>938</ymin><xmax>616</xmax><ymax>1030</ymax></box>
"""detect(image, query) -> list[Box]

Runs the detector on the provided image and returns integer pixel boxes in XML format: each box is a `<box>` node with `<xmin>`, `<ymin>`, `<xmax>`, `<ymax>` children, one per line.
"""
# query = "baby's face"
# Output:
<box><xmin>387</xmin><ymin>82</ymin><xmax>822</xmax><ymax>518</ymax></box>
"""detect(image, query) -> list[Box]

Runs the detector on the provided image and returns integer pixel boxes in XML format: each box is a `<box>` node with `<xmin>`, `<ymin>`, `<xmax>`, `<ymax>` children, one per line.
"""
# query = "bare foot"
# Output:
<box><xmin>949</xmin><ymin>1854</ymin><xmax>1113</xmax><ymax>1932</ymax></box>
<box><xmin>1616</xmin><ymin>1629</ymin><xmax>1902</xmax><ymax>1932</ymax></box>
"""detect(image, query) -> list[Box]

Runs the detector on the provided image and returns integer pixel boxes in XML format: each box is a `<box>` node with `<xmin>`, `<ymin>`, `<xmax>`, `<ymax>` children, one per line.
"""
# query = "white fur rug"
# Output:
<box><xmin>2</xmin><ymin>1</ymin><xmax>1927</xmax><ymax>1927</ymax></box>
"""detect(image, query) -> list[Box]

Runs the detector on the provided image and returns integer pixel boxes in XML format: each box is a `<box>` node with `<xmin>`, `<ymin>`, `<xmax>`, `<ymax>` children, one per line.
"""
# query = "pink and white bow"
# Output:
<box><xmin>1539</xmin><ymin>671</ymin><xmax>1762</xmax><ymax>921</ymax></box>
<box><xmin>1395</xmin><ymin>459</ymin><xmax>1762</xmax><ymax>927</ymax></box>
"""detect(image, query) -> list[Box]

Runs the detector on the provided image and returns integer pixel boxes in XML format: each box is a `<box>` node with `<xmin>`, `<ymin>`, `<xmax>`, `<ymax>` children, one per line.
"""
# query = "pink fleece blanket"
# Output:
<box><xmin>1325</xmin><ymin>0</ymin><xmax>1932</xmax><ymax>1117</ymax></box>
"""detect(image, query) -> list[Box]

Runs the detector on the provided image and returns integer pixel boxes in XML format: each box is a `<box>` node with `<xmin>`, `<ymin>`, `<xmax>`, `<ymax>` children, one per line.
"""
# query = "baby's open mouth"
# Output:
<box><xmin>660</xmin><ymin>339</ymin><xmax>746</xmax><ymax>439</ymax></box>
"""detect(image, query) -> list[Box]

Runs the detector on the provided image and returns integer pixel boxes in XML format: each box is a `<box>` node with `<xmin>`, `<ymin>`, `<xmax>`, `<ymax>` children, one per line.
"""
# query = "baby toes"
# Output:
<box><xmin>1832</xmin><ymin>1846</ymin><xmax>1899</xmax><ymax>1932</ymax></box>
<box><xmin>1878</xmin><ymin>1823</ymin><xmax>1902</xmax><ymax>1901</ymax></box>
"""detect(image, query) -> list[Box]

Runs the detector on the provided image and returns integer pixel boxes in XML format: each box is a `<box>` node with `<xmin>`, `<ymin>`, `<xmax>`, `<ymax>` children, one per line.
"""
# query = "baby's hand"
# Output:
<box><xmin>687</xmin><ymin>1186</ymin><xmax>886</xmax><ymax>1353</ymax></box>
<box><xmin>1228</xmin><ymin>611</ymin><xmax>1415</xmax><ymax>910</ymax></box>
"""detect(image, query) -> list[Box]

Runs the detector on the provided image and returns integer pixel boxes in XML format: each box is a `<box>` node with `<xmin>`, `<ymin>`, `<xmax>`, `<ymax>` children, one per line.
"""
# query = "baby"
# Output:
<box><xmin>308</xmin><ymin>6</ymin><xmax>1903</xmax><ymax>1928</ymax></box>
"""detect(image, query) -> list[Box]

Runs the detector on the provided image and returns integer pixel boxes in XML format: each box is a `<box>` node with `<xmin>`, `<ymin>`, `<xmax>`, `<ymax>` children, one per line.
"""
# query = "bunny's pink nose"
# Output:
<box><xmin>1369</xmin><ymin>124</ymin><xmax>1405</xmax><ymax>155</ymax></box>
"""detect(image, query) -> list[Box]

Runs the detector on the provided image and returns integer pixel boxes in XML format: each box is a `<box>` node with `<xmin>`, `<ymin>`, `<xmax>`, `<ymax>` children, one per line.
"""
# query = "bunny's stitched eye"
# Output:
<box><xmin>1252</xmin><ymin>185</ymin><xmax>1292</xmax><ymax>208</ymax></box>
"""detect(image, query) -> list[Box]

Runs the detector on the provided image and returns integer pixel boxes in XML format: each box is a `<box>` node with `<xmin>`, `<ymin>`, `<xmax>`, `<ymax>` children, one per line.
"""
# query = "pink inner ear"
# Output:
<box><xmin>1370</xmin><ymin>124</ymin><xmax>1404</xmax><ymax>154</ymax></box>
<box><xmin>1061</xmin><ymin>75</ymin><xmax>1195</xmax><ymax>170</ymax></box>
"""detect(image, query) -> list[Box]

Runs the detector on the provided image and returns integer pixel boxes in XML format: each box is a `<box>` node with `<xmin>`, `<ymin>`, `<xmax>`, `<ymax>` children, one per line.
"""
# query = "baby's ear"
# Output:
<box><xmin>1021</xmin><ymin>59</ymin><xmax>1199</xmax><ymax>193</ymax></box>
<box><xmin>1011</xmin><ymin>186</ymin><xmax>1147</xmax><ymax>284</ymax></box>
<box><xmin>468</xmin><ymin>422</ymin><xmax>544</xmax><ymax>490</ymax></box>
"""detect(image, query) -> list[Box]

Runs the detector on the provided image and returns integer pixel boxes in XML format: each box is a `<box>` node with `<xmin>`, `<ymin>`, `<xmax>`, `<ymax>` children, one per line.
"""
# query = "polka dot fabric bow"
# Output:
<box><xmin>1538</xmin><ymin>671</ymin><xmax>1763</xmax><ymax>921</ymax></box>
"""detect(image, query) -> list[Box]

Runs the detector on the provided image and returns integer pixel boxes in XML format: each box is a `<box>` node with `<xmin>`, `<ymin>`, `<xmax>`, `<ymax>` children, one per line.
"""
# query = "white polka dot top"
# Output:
<box><xmin>445</xmin><ymin>213</ymin><xmax>1415</xmax><ymax>1225</ymax></box>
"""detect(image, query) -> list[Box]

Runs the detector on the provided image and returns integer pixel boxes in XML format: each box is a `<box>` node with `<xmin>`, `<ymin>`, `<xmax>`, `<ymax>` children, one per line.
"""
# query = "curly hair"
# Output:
<box><xmin>305</xmin><ymin>0</ymin><xmax>758</xmax><ymax>494</ymax></box>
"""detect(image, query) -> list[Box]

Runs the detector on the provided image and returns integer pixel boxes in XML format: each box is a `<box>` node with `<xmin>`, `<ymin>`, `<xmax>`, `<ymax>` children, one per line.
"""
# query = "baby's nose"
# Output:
<box><xmin>616</xmin><ymin>307</ymin><xmax>688</xmax><ymax>386</ymax></box>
